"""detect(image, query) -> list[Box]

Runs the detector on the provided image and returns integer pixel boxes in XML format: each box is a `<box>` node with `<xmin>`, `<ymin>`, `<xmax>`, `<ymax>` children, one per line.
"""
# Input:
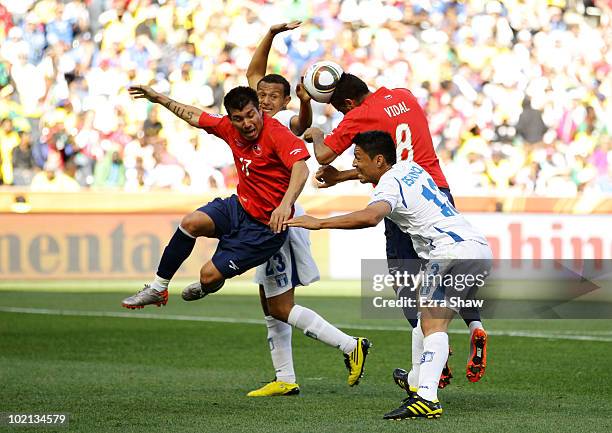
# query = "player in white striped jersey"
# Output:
<box><xmin>287</xmin><ymin>131</ymin><xmax>492</xmax><ymax>420</ymax></box>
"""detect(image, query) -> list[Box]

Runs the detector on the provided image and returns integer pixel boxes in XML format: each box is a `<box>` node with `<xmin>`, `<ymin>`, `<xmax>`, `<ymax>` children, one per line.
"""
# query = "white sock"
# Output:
<box><xmin>265</xmin><ymin>316</ymin><xmax>295</xmax><ymax>383</ymax></box>
<box><xmin>151</xmin><ymin>275</ymin><xmax>170</xmax><ymax>292</ymax></box>
<box><xmin>287</xmin><ymin>305</ymin><xmax>357</xmax><ymax>354</ymax></box>
<box><xmin>407</xmin><ymin>322</ymin><xmax>424</xmax><ymax>389</ymax></box>
<box><xmin>417</xmin><ymin>331</ymin><xmax>449</xmax><ymax>402</ymax></box>
<box><xmin>469</xmin><ymin>320</ymin><xmax>484</xmax><ymax>335</ymax></box>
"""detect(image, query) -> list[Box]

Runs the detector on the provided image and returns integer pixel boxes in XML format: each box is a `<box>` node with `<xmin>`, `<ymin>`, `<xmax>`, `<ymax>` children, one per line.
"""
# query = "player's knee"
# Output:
<box><xmin>181</xmin><ymin>212</ymin><xmax>214</xmax><ymax>237</ymax></box>
<box><xmin>180</xmin><ymin>213</ymin><xmax>201</xmax><ymax>237</ymax></box>
<box><xmin>420</xmin><ymin>317</ymin><xmax>449</xmax><ymax>336</ymax></box>
<box><xmin>268</xmin><ymin>301</ymin><xmax>293</xmax><ymax>323</ymax></box>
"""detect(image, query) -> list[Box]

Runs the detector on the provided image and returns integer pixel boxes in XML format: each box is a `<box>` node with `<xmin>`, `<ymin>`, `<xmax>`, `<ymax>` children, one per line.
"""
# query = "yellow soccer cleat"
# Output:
<box><xmin>247</xmin><ymin>381</ymin><xmax>300</xmax><ymax>397</ymax></box>
<box><xmin>344</xmin><ymin>337</ymin><xmax>371</xmax><ymax>386</ymax></box>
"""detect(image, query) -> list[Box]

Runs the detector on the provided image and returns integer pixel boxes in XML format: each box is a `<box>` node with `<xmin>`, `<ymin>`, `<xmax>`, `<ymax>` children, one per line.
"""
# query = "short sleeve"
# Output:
<box><xmin>369</xmin><ymin>175</ymin><xmax>400</xmax><ymax>211</ymax></box>
<box><xmin>273</xmin><ymin>110</ymin><xmax>296</xmax><ymax>130</ymax></box>
<box><xmin>324</xmin><ymin>115</ymin><xmax>359</xmax><ymax>155</ymax></box>
<box><xmin>272</xmin><ymin>127</ymin><xmax>310</xmax><ymax>169</ymax></box>
<box><xmin>198</xmin><ymin>112</ymin><xmax>229</xmax><ymax>138</ymax></box>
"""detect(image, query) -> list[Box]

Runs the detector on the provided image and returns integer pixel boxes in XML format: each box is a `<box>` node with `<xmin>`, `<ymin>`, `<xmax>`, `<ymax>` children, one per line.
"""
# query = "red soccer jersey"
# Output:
<box><xmin>198</xmin><ymin>112</ymin><xmax>309</xmax><ymax>224</ymax></box>
<box><xmin>324</xmin><ymin>87</ymin><xmax>448</xmax><ymax>188</ymax></box>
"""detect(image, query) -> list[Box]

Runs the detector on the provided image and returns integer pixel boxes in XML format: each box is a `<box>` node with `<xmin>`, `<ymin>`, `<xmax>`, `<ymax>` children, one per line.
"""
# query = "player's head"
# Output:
<box><xmin>352</xmin><ymin>130</ymin><xmax>396</xmax><ymax>183</ymax></box>
<box><xmin>257</xmin><ymin>74</ymin><xmax>291</xmax><ymax>116</ymax></box>
<box><xmin>329</xmin><ymin>73</ymin><xmax>370</xmax><ymax>114</ymax></box>
<box><xmin>224</xmin><ymin>86</ymin><xmax>263</xmax><ymax>141</ymax></box>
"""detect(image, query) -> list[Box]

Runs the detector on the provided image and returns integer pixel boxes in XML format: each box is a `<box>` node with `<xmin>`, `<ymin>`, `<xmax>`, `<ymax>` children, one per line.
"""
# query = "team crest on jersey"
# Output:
<box><xmin>252</xmin><ymin>143</ymin><xmax>262</xmax><ymax>155</ymax></box>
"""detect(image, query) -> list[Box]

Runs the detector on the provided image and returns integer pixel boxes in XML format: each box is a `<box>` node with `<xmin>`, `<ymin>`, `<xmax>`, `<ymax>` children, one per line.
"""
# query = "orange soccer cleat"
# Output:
<box><xmin>466</xmin><ymin>328</ymin><xmax>487</xmax><ymax>382</ymax></box>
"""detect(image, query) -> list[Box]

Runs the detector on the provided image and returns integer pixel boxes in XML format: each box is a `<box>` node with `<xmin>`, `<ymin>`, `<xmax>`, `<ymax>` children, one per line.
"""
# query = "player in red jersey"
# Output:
<box><xmin>121</xmin><ymin>85</ymin><xmax>371</xmax><ymax>389</ymax></box>
<box><xmin>305</xmin><ymin>73</ymin><xmax>487</xmax><ymax>386</ymax></box>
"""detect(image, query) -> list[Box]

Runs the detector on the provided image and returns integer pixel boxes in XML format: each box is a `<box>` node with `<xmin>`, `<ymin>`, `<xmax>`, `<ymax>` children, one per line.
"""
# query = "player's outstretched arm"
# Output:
<box><xmin>269</xmin><ymin>160</ymin><xmax>309</xmax><ymax>233</ymax></box>
<box><xmin>287</xmin><ymin>201</ymin><xmax>391</xmax><ymax>230</ymax></box>
<box><xmin>246</xmin><ymin>21</ymin><xmax>301</xmax><ymax>89</ymax></box>
<box><xmin>129</xmin><ymin>85</ymin><xmax>203</xmax><ymax>128</ymax></box>
<box><xmin>290</xmin><ymin>81</ymin><xmax>313</xmax><ymax>136</ymax></box>
<box><xmin>304</xmin><ymin>127</ymin><xmax>338</xmax><ymax>165</ymax></box>
<box><xmin>315</xmin><ymin>165</ymin><xmax>359</xmax><ymax>188</ymax></box>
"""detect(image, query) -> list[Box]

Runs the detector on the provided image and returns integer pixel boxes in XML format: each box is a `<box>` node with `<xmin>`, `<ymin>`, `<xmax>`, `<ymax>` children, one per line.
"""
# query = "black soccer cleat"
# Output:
<box><xmin>383</xmin><ymin>394</ymin><xmax>443</xmax><ymax>420</ymax></box>
<box><xmin>392</xmin><ymin>368</ymin><xmax>417</xmax><ymax>397</ymax></box>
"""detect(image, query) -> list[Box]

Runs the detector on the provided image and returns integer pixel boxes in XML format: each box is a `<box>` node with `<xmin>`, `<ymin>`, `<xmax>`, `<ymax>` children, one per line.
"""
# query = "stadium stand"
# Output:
<box><xmin>0</xmin><ymin>0</ymin><xmax>610</xmax><ymax>195</ymax></box>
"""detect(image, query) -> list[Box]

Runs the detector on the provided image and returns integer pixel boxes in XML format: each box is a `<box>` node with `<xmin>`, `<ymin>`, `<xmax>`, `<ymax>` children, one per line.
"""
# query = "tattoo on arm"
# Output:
<box><xmin>164</xmin><ymin>100</ymin><xmax>191</xmax><ymax>120</ymax></box>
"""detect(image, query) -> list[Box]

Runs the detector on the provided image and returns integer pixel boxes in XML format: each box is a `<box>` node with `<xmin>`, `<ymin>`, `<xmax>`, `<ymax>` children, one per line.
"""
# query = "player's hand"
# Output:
<box><xmin>296</xmin><ymin>80</ymin><xmax>311</xmax><ymax>103</ymax></box>
<box><xmin>303</xmin><ymin>127</ymin><xmax>323</xmax><ymax>143</ymax></box>
<box><xmin>128</xmin><ymin>85</ymin><xmax>160</xmax><ymax>103</ymax></box>
<box><xmin>286</xmin><ymin>215</ymin><xmax>322</xmax><ymax>230</ymax></box>
<box><xmin>315</xmin><ymin>165</ymin><xmax>340</xmax><ymax>188</ymax></box>
<box><xmin>269</xmin><ymin>203</ymin><xmax>292</xmax><ymax>233</ymax></box>
<box><xmin>270</xmin><ymin>21</ymin><xmax>301</xmax><ymax>36</ymax></box>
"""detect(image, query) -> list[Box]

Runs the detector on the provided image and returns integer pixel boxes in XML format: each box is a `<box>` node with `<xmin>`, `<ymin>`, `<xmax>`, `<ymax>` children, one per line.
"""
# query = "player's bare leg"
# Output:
<box><xmin>122</xmin><ymin>210</ymin><xmax>217</xmax><ymax>309</ymax></box>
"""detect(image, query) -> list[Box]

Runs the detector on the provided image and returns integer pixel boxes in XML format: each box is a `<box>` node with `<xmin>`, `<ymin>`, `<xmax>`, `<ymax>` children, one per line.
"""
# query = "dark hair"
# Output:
<box><xmin>224</xmin><ymin>86</ymin><xmax>260</xmax><ymax>114</ymax></box>
<box><xmin>258</xmin><ymin>74</ymin><xmax>290</xmax><ymax>97</ymax></box>
<box><xmin>330</xmin><ymin>73</ymin><xmax>369</xmax><ymax>108</ymax></box>
<box><xmin>353</xmin><ymin>131</ymin><xmax>397</xmax><ymax>165</ymax></box>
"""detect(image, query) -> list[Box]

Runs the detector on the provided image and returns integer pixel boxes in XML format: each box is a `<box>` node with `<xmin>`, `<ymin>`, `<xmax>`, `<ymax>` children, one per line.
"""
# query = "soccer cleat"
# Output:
<box><xmin>181</xmin><ymin>280</ymin><xmax>225</xmax><ymax>301</ymax></box>
<box><xmin>121</xmin><ymin>284</ymin><xmax>168</xmax><ymax>309</ymax></box>
<box><xmin>344</xmin><ymin>337</ymin><xmax>371</xmax><ymax>386</ymax></box>
<box><xmin>439</xmin><ymin>346</ymin><xmax>453</xmax><ymax>389</ymax></box>
<box><xmin>466</xmin><ymin>328</ymin><xmax>487</xmax><ymax>382</ymax></box>
<box><xmin>392</xmin><ymin>355</ymin><xmax>452</xmax><ymax>393</ymax></box>
<box><xmin>247</xmin><ymin>381</ymin><xmax>300</xmax><ymax>397</ymax></box>
<box><xmin>383</xmin><ymin>394</ymin><xmax>443</xmax><ymax>420</ymax></box>
<box><xmin>392</xmin><ymin>368</ymin><xmax>417</xmax><ymax>397</ymax></box>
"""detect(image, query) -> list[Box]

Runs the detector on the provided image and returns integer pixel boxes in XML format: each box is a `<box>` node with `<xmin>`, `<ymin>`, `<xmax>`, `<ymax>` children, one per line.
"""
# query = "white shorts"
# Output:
<box><xmin>419</xmin><ymin>240</ymin><xmax>492</xmax><ymax>313</ymax></box>
<box><xmin>254</xmin><ymin>204</ymin><xmax>320</xmax><ymax>298</ymax></box>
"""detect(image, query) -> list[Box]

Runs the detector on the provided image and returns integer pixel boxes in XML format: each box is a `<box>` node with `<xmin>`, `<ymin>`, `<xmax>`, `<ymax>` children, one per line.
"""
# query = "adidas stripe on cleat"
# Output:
<box><xmin>121</xmin><ymin>285</ymin><xmax>168</xmax><ymax>309</ymax></box>
<box><xmin>344</xmin><ymin>337</ymin><xmax>371</xmax><ymax>386</ymax></box>
<box><xmin>392</xmin><ymin>368</ymin><xmax>417</xmax><ymax>397</ymax></box>
<box><xmin>383</xmin><ymin>394</ymin><xmax>443</xmax><ymax>420</ymax></box>
<box><xmin>466</xmin><ymin>328</ymin><xmax>487</xmax><ymax>382</ymax></box>
<box><xmin>247</xmin><ymin>381</ymin><xmax>300</xmax><ymax>397</ymax></box>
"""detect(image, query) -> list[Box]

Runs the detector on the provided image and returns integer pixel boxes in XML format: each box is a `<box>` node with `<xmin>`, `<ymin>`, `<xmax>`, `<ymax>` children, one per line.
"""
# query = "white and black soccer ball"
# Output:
<box><xmin>302</xmin><ymin>60</ymin><xmax>344</xmax><ymax>103</ymax></box>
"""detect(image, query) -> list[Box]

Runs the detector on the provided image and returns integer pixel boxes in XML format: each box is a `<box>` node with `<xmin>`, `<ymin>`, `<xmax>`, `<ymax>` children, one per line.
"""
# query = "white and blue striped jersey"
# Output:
<box><xmin>369</xmin><ymin>161</ymin><xmax>488</xmax><ymax>259</ymax></box>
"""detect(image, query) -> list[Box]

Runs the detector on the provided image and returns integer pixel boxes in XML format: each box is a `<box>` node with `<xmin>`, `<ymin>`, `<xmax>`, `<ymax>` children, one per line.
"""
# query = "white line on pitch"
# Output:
<box><xmin>1</xmin><ymin>306</ymin><xmax>611</xmax><ymax>342</ymax></box>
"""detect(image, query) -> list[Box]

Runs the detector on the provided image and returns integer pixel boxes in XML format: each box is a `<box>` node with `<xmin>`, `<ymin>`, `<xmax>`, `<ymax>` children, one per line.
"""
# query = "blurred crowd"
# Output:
<box><xmin>0</xmin><ymin>0</ymin><xmax>610</xmax><ymax>196</ymax></box>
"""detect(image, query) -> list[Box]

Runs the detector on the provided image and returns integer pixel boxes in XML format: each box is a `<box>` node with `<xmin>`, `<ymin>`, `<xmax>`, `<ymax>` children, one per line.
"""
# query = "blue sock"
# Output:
<box><xmin>157</xmin><ymin>227</ymin><xmax>196</xmax><ymax>280</ymax></box>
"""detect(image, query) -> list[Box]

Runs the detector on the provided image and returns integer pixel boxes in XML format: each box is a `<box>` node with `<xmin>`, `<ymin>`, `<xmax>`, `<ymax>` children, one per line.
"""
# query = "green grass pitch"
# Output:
<box><xmin>1</xmin><ymin>281</ymin><xmax>611</xmax><ymax>433</ymax></box>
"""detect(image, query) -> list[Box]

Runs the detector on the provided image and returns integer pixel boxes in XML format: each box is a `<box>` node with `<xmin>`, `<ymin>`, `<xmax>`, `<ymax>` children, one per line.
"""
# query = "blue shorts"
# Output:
<box><xmin>197</xmin><ymin>195</ymin><xmax>288</xmax><ymax>279</ymax></box>
<box><xmin>385</xmin><ymin>187</ymin><xmax>455</xmax><ymax>268</ymax></box>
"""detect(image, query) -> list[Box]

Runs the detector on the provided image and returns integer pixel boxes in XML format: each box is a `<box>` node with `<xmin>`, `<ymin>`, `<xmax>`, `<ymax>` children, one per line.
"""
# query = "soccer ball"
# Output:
<box><xmin>302</xmin><ymin>60</ymin><xmax>344</xmax><ymax>103</ymax></box>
